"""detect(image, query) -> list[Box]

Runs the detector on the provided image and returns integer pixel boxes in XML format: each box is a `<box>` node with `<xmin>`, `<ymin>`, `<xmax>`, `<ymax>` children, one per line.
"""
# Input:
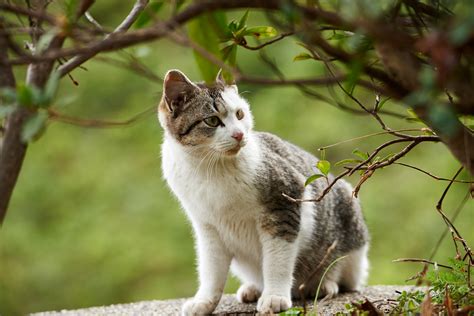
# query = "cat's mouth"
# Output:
<box><xmin>223</xmin><ymin>143</ymin><xmax>245</xmax><ymax>156</ymax></box>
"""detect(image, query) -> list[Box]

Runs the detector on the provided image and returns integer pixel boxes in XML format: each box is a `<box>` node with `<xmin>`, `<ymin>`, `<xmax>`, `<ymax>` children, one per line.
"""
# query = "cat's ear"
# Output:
<box><xmin>216</xmin><ymin>69</ymin><xmax>238</xmax><ymax>93</ymax></box>
<box><xmin>163</xmin><ymin>69</ymin><xmax>199</xmax><ymax>113</ymax></box>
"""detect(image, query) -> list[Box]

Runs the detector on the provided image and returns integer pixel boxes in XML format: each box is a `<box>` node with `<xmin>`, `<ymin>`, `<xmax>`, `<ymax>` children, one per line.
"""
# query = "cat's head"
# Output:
<box><xmin>158</xmin><ymin>69</ymin><xmax>253</xmax><ymax>156</ymax></box>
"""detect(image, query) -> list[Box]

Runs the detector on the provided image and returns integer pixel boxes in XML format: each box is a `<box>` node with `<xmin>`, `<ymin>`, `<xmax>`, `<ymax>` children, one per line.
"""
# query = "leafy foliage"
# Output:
<box><xmin>21</xmin><ymin>112</ymin><xmax>48</xmax><ymax>143</ymax></box>
<box><xmin>392</xmin><ymin>290</ymin><xmax>425</xmax><ymax>315</ymax></box>
<box><xmin>188</xmin><ymin>10</ymin><xmax>278</xmax><ymax>83</ymax></box>
<box><xmin>427</xmin><ymin>259</ymin><xmax>473</xmax><ymax>308</ymax></box>
<box><xmin>188</xmin><ymin>12</ymin><xmax>227</xmax><ymax>83</ymax></box>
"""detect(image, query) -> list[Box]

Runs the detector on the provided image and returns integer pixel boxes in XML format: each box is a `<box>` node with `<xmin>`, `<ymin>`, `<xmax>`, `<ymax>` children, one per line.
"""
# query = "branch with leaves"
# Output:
<box><xmin>0</xmin><ymin>1</ymin><xmax>472</xmax><ymax>228</ymax></box>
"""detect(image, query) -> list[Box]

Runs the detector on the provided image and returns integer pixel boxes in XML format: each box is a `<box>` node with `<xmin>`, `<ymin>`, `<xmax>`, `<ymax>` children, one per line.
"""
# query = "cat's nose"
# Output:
<box><xmin>232</xmin><ymin>131</ymin><xmax>244</xmax><ymax>142</ymax></box>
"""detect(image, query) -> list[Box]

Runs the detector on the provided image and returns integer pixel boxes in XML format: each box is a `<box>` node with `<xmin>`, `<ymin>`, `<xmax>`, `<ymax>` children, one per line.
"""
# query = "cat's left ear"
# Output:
<box><xmin>163</xmin><ymin>69</ymin><xmax>200</xmax><ymax>113</ymax></box>
<box><xmin>216</xmin><ymin>69</ymin><xmax>238</xmax><ymax>93</ymax></box>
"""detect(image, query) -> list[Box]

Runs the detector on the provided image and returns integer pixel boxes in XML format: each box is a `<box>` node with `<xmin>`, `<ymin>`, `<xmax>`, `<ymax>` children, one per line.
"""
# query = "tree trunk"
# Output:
<box><xmin>0</xmin><ymin>25</ymin><xmax>64</xmax><ymax>225</ymax></box>
<box><xmin>0</xmin><ymin>27</ymin><xmax>23</xmax><ymax>225</ymax></box>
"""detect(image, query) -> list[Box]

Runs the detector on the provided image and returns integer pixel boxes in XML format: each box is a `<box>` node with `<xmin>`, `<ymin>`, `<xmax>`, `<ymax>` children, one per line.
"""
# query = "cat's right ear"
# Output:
<box><xmin>163</xmin><ymin>69</ymin><xmax>199</xmax><ymax>113</ymax></box>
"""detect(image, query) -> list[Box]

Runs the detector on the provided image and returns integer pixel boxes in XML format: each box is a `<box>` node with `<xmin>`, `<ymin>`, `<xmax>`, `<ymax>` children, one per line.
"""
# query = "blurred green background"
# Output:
<box><xmin>1</xmin><ymin>3</ymin><xmax>472</xmax><ymax>315</ymax></box>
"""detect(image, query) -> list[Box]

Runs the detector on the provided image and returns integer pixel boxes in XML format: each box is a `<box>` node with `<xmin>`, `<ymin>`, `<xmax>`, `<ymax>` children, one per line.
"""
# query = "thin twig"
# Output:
<box><xmin>57</xmin><ymin>0</ymin><xmax>150</xmax><ymax>77</ymax></box>
<box><xmin>0</xmin><ymin>3</ymin><xmax>56</xmax><ymax>25</ymax></box>
<box><xmin>47</xmin><ymin>105</ymin><xmax>155</xmax><ymax>128</ymax></box>
<box><xmin>318</xmin><ymin>128</ymin><xmax>425</xmax><ymax>150</ymax></box>
<box><xmin>299</xmin><ymin>240</ymin><xmax>338</xmax><ymax>297</ymax></box>
<box><xmin>393</xmin><ymin>258</ymin><xmax>453</xmax><ymax>269</ymax></box>
<box><xmin>94</xmin><ymin>55</ymin><xmax>162</xmax><ymax>83</ymax></box>
<box><xmin>84</xmin><ymin>11</ymin><xmax>105</xmax><ymax>33</ymax></box>
<box><xmin>238</xmin><ymin>31</ymin><xmax>293</xmax><ymax>50</ymax></box>
<box><xmin>428</xmin><ymin>191</ymin><xmax>471</xmax><ymax>261</ymax></box>
<box><xmin>435</xmin><ymin>167</ymin><xmax>474</xmax><ymax>265</ymax></box>
<box><xmin>114</xmin><ymin>0</ymin><xmax>149</xmax><ymax>33</ymax></box>
<box><xmin>394</xmin><ymin>163</ymin><xmax>474</xmax><ymax>183</ymax></box>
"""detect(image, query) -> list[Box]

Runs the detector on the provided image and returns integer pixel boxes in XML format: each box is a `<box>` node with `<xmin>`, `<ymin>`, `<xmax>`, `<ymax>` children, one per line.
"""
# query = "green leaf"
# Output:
<box><xmin>376</xmin><ymin>97</ymin><xmax>390</xmax><ymax>111</ymax></box>
<box><xmin>228</xmin><ymin>20</ymin><xmax>238</xmax><ymax>33</ymax></box>
<box><xmin>237</xmin><ymin>10</ymin><xmax>249</xmax><ymax>30</ymax></box>
<box><xmin>188</xmin><ymin>12</ymin><xmax>227</xmax><ymax>83</ymax></box>
<box><xmin>428</xmin><ymin>104</ymin><xmax>460</xmax><ymax>137</ymax></box>
<box><xmin>305</xmin><ymin>174</ymin><xmax>324</xmax><ymax>186</ymax></box>
<box><xmin>316</xmin><ymin>160</ymin><xmax>331</xmax><ymax>176</ymax></box>
<box><xmin>36</xmin><ymin>30</ymin><xmax>57</xmax><ymax>53</ymax></box>
<box><xmin>16</xmin><ymin>84</ymin><xmax>35</xmax><ymax>107</ymax></box>
<box><xmin>334</xmin><ymin>158</ymin><xmax>362</xmax><ymax>166</ymax></box>
<box><xmin>243</xmin><ymin>26</ymin><xmax>277</xmax><ymax>39</ymax></box>
<box><xmin>405</xmin><ymin>109</ymin><xmax>425</xmax><ymax>125</ymax></box>
<box><xmin>450</xmin><ymin>13</ymin><xmax>474</xmax><ymax>45</ymax></box>
<box><xmin>134</xmin><ymin>1</ymin><xmax>164</xmax><ymax>29</ymax></box>
<box><xmin>220</xmin><ymin>44</ymin><xmax>237</xmax><ymax>83</ymax></box>
<box><xmin>21</xmin><ymin>111</ymin><xmax>48</xmax><ymax>143</ymax></box>
<box><xmin>346</xmin><ymin>32</ymin><xmax>372</xmax><ymax>53</ymax></box>
<box><xmin>352</xmin><ymin>148</ymin><xmax>369</xmax><ymax>160</ymax></box>
<box><xmin>344</xmin><ymin>60</ymin><xmax>363</xmax><ymax>95</ymax></box>
<box><xmin>293</xmin><ymin>53</ymin><xmax>312</xmax><ymax>61</ymax></box>
<box><xmin>221</xmin><ymin>44</ymin><xmax>236</xmax><ymax>62</ymax></box>
<box><xmin>329</xmin><ymin>32</ymin><xmax>349</xmax><ymax>40</ymax></box>
<box><xmin>64</xmin><ymin>0</ymin><xmax>78</xmax><ymax>21</ymax></box>
<box><xmin>0</xmin><ymin>105</ymin><xmax>15</xmax><ymax>119</ymax></box>
<box><xmin>419</xmin><ymin>67</ymin><xmax>436</xmax><ymax>89</ymax></box>
<box><xmin>0</xmin><ymin>87</ymin><xmax>17</xmax><ymax>106</ymax></box>
<box><xmin>279</xmin><ymin>307</ymin><xmax>303</xmax><ymax>315</ymax></box>
<box><xmin>39</xmin><ymin>71</ymin><xmax>60</xmax><ymax>107</ymax></box>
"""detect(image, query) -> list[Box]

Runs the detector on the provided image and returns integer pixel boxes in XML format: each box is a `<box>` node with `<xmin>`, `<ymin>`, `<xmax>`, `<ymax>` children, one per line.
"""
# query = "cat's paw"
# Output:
<box><xmin>257</xmin><ymin>294</ymin><xmax>291</xmax><ymax>314</ymax></box>
<box><xmin>181</xmin><ymin>298</ymin><xmax>218</xmax><ymax>316</ymax></box>
<box><xmin>236</xmin><ymin>283</ymin><xmax>261</xmax><ymax>303</ymax></box>
<box><xmin>321</xmin><ymin>280</ymin><xmax>339</xmax><ymax>299</ymax></box>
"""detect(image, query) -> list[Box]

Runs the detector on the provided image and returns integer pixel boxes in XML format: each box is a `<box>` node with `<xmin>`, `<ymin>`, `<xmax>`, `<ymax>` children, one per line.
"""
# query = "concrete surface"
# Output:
<box><xmin>32</xmin><ymin>285</ymin><xmax>422</xmax><ymax>315</ymax></box>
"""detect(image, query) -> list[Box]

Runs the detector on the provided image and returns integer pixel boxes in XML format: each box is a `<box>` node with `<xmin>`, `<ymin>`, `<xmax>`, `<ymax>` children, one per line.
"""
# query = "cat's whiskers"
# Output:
<box><xmin>205</xmin><ymin>150</ymin><xmax>218</xmax><ymax>182</ymax></box>
<box><xmin>193</xmin><ymin>149</ymin><xmax>215</xmax><ymax>179</ymax></box>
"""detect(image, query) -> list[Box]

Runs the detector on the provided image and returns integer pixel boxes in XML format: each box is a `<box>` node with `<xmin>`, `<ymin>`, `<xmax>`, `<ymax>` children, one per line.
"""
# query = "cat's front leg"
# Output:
<box><xmin>182</xmin><ymin>222</ymin><xmax>231</xmax><ymax>316</ymax></box>
<box><xmin>257</xmin><ymin>233</ymin><xmax>298</xmax><ymax>314</ymax></box>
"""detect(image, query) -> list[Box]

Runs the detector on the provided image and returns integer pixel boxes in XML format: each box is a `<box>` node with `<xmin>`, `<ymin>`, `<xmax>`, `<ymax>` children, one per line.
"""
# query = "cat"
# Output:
<box><xmin>158</xmin><ymin>69</ymin><xmax>370</xmax><ymax>315</ymax></box>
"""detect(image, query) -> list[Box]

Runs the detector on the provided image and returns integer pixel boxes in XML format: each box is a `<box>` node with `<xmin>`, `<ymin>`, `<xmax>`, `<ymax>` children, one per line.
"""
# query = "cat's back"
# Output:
<box><xmin>255</xmin><ymin>131</ymin><xmax>318</xmax><ymax>177</ymax></box>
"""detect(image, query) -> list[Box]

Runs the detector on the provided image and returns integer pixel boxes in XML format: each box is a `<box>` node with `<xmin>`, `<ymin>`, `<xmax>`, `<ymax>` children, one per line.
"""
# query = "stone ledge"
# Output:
<box><xmin>32</xmin><ymin>285</ymin><xmax>422</xmax><ymax>315</ymax></box>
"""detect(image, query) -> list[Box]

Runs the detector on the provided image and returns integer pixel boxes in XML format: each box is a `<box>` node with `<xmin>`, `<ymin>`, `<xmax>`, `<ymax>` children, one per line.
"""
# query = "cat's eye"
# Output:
<box><xmin>236</xmin><ymin>109</ymin><xmax>244</xmax><ymax>120</ymax></box>
<box><xmin>204</xmin><ymin>116</ymin><xmax>222</xmax><ymax>127</ymax></box>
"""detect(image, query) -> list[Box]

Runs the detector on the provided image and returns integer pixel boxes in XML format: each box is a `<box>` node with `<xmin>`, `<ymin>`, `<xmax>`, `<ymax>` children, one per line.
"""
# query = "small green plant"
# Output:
<box><xmin>391</xmin><ymin>290</ymin><xmax>425</xmax><ymax>315</ymax></box>
<box><xmin>427</xmin><ymin>258</ymin><xmax>474</xmax><ymax>308</ymax></box>
<box><xmin>334</xmin><ymin>301</ymin><xmax>370</xmax><ymax>315</ymax></box>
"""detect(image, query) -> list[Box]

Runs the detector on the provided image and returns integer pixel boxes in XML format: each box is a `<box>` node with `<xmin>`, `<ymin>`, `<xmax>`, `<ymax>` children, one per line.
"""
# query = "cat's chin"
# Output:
<box><xmin>223</xmin><ymin>145</ymin><xmax>243</xmax><ymax>156</ymax></box>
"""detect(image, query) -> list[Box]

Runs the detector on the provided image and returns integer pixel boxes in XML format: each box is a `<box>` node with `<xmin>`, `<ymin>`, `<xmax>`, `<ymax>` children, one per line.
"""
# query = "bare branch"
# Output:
<box><xmin>0</xmin><ymin>21</ymin><xmax>20</xmax><ymax>225</ymax></box>
<box><xmin>114</xmin><ymin>0</ymin><xmax>149</xmax><ymax>33</ymax></box>
<box><xmin>84</xmin><ymin>11</ymin><xmax>105</xmax><ymax>33</ymax></box>
<box><xmin>94</xmin><ymin>55</ymin><xmax>162</xmax><ymax>83</ymax></box>
<box><xmin>57</xmin><ymin>0</ymin><xmax>150</xmax><ymax>77</ymax></box>
<box><xmin>435</xmin><ymin>167</ymin><xmax>474</xmax><ymax>264</ymax></box>
<box><xmin>394</xmin><ymin>163</ymin><xmax>474</xmax><ymax>183</ymax></box>
<box><xmin>318</xmin><ymin>128</ymin><xmax>426</xmax><ymax>150</ymax></box>
<box><xmin>393</xmin><ymin>258</ymin><xmax>453</xmax><ymax>270</ymax></box>
<box><xmin>0</xmin><ymin>3</ymin><xmax>56</xmax><ymax>25</ymax></box>
<box><xmin>238</xmin><ymin>31</ymin><xmax>293</xmax><ymax>50</ymax></box>
<box><xmin>238</xmin><ymin>74</ymin><xmax>394</xmax><ymax>97</ymax></box>
<box><xmin>428</xmin><ymin>191</ymin><xmax>471</xmax><ymax>261</ymax></box>
<box><xmin>47</xmin><ymin>106</ymin><xmax>155</xmax><ymax>128</ymax></box>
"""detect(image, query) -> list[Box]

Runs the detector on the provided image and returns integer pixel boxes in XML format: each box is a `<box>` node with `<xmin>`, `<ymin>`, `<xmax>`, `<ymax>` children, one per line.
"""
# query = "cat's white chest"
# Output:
<box><xmin>161</xmin><ymin>137</ymin><xmax>263</xmax><ymax>258</ymax></box>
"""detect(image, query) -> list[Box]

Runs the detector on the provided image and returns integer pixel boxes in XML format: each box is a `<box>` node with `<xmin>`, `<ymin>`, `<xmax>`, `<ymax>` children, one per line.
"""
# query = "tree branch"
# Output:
<box><xmin>57</xmin><ymin>0</ymin><xmax>149</xmax><ymax>77</ymax></box>
<box><xmin>0</xmin><ymin>21</ymin><xmax>21</xmax><ymax>225</ymax></box>
<box><xmin>393</xmin><ymin>162</ymin><xmax>474</xmax><ymax>183</ymax></box>
<box><xmin>238</xmin><ymin>31</ymin><xmax>293</xmax><ymax>50</ymax></box>
<box><xmin>47</xmin><ymin>106</ymin><xmax>155</xmax><ymax>128</ymax></box>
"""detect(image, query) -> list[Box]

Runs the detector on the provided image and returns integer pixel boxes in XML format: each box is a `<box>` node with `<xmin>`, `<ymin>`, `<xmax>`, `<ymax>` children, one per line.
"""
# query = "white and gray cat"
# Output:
<box><xmin>158</xmin><ymin>69</ymin><xmax>369</xmax><ymax>315</ymax></box>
